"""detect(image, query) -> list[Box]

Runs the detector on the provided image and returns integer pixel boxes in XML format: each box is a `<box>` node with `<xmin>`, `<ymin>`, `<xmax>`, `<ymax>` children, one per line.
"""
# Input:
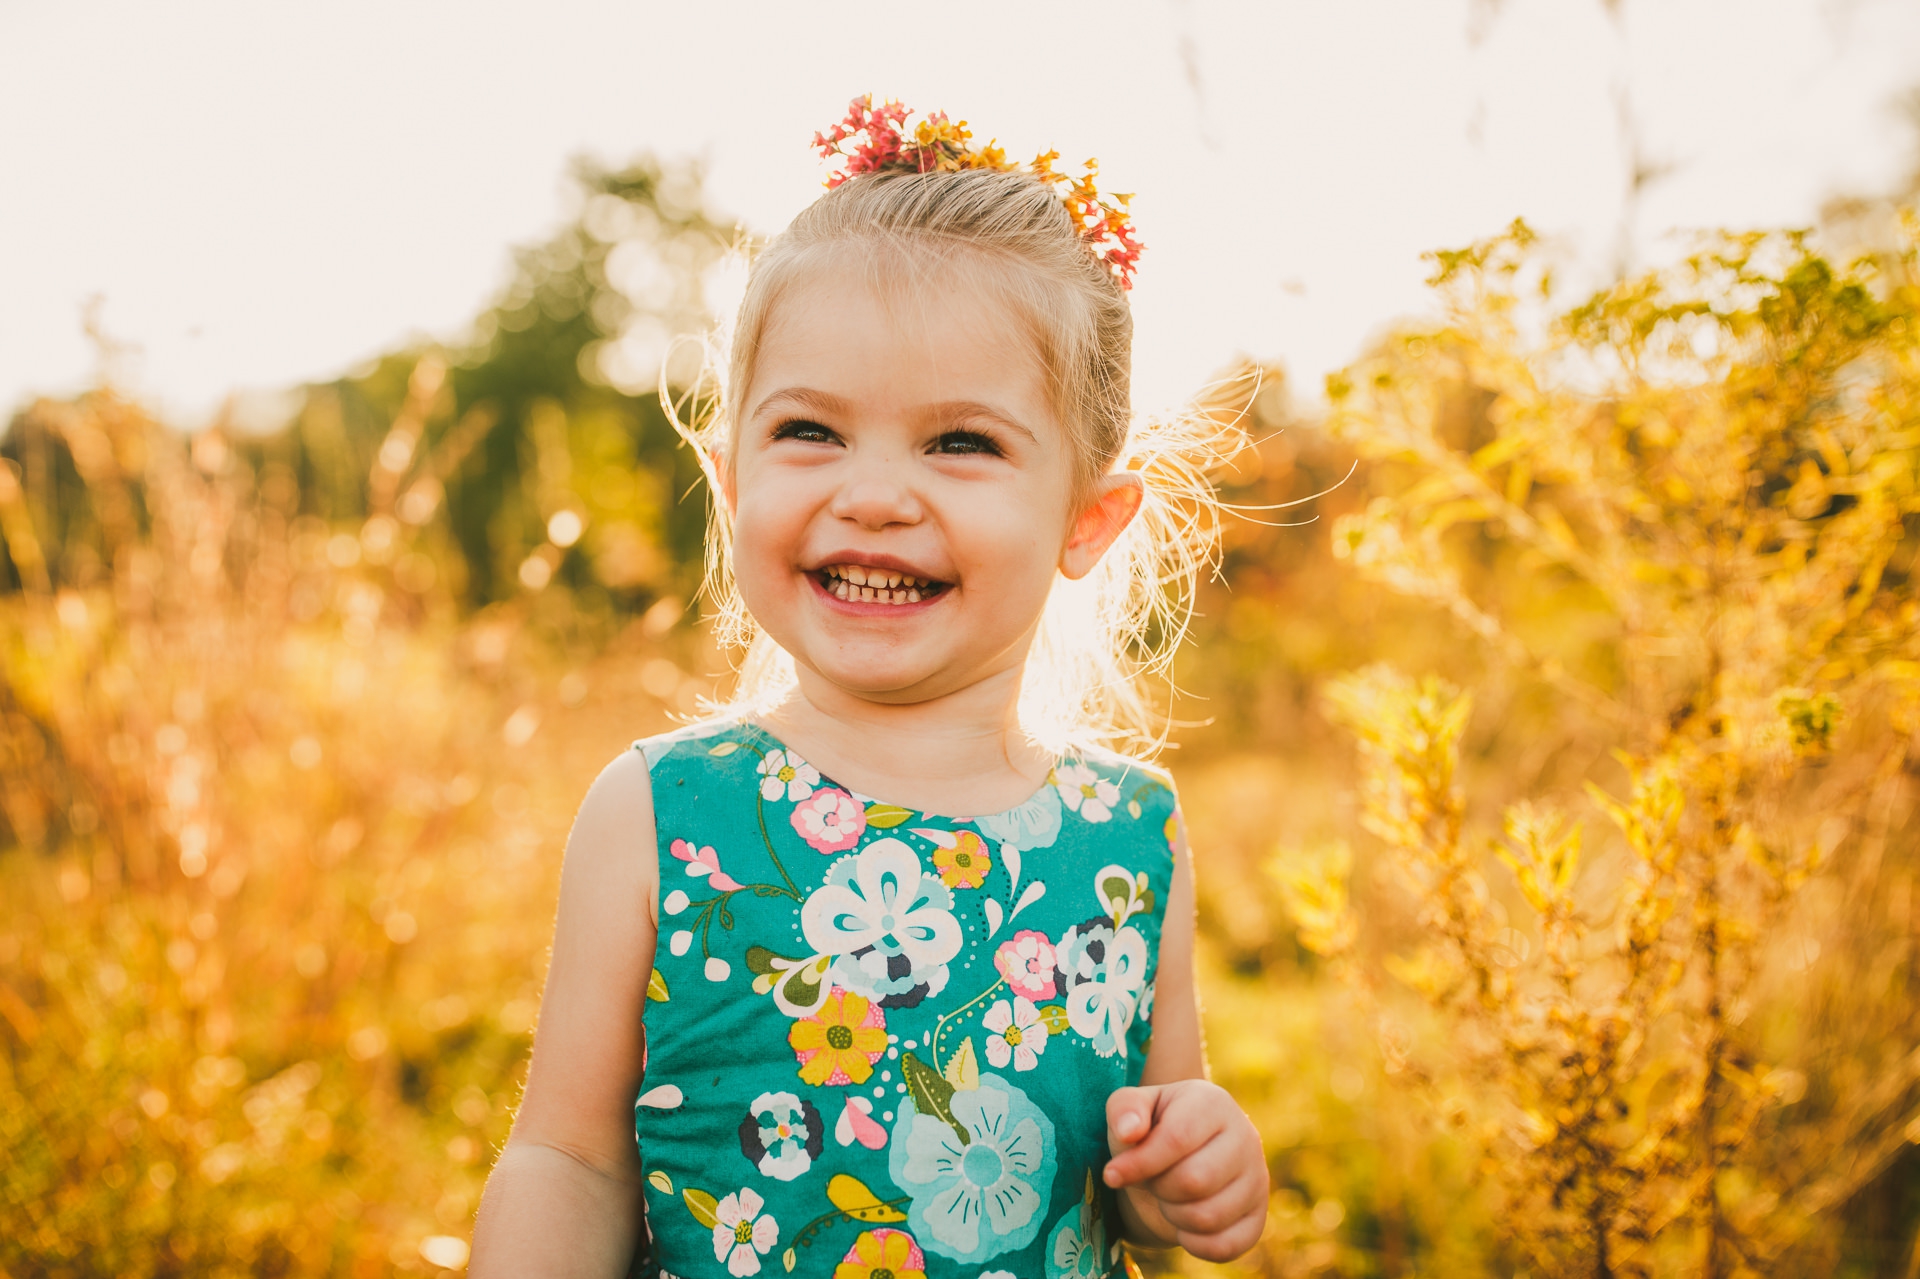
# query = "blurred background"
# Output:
<box><xmin>4</xmin><ymin>1</ymin><xmax>1920</xmax><ymax>1275</ymax></box>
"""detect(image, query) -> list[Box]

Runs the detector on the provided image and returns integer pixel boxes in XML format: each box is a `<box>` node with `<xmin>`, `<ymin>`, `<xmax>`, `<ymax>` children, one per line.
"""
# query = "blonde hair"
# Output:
<box><xmin>669</xmin><ymin>167</ymin><xmax>1241</xmax><ymax>755</ymax></box>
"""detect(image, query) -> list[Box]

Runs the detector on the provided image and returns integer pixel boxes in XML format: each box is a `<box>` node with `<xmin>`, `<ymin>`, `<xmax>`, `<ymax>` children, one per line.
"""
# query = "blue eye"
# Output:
<box><xmin>933</xmin><ymin>430</ymin><xmax>1002</xmax><ymax>456</ymax></box>
<box><xmin>773</xmin><ymin>419</ymin><xmax>836</xmax><ymax>445</ymax></box>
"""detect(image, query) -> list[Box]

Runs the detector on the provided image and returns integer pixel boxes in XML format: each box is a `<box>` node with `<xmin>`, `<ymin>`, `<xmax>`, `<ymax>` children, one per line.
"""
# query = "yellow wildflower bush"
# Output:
<box><xmin>1277</xmin><ymin>219</ymin><xmax>1920</xmax><ymax>1275</ymax></box>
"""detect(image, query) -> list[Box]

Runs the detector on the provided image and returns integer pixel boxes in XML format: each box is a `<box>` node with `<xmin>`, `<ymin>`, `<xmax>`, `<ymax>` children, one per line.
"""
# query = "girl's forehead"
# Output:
<box><xmin>749</xmin><ymin>257</ymin><xmax>1060</xmax><ymax>428</ymax></box>
<box><xmin>762</xmin><ymin>251</ymin><xmax>1033</xmax><ymax>347</ymax></box>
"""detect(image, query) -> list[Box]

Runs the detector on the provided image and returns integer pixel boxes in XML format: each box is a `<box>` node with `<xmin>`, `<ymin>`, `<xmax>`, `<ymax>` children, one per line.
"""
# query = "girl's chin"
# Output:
<box><xmin>800</xmin><ymin>657</ymin><xmax>948</xmax><ymax>701</ymax></box>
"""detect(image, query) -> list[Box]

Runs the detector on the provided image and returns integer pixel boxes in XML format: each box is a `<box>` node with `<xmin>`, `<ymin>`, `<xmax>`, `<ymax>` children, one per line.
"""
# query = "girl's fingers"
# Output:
<box><xmin>1158</xmin><ymin>1165</ymin><xmax>1266</xmax><ymax>1232</ymax></box>
<box><xmin>1105</xmin><ymin>1085</ymin><xmax>1157</xmax><ymax>1150</ymax></box>
<box><xmin>1175</xmin><ymin>1201</ymin><xmax>1268</xmax><ymax>1264</ymax></box>
<box><xmin>1103</xmin><ymin>1096</ymin><xmax>1216</xmax><ymax>1187</ymax></box>
<box><xmin>1141</xmin><ymin>1130</ymin><xmax>1246</xmax><ymax>1204</ymax></box>
<box><xmin>1163</xmin><ymin>1170</ymin><xmax>1269</xmax><ymax>1261</ymax></box>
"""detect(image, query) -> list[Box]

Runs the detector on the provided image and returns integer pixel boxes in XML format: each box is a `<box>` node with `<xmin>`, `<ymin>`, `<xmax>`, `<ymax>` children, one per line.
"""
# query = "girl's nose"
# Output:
<box><xmin>829</xmin><ymin>461</ymin><xmax>923</xmax><ymax>530</ymax></box>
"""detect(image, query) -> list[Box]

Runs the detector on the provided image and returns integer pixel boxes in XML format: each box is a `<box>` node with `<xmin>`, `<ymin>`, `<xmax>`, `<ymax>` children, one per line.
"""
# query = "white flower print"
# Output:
<box><xmin>1056</xmin><ymin>919</ymin><xmax>1149</xmax><ymax>1058</ymax></box>
<box><xmin>982</xmin><ymin>996</ymin><xmax>1049</xmax><ymax>1072</ymax></box>
<box><xmin>1052</xmin><ymin>762</ymin><xmax>1119</xmax><ymax>823</ymax></box>
<box><xmin>801</xmin><ymin>839</ymin><xmax>962</xmax><ymax>1007</ymax></box>
<box><xmin>756</xmin><ymin>749</ymin><xmax>819</xmax><ymax>803</ymax></box>
<box><xmin>711</xmin><ymin>1187</ymin><xmax>779</xmax><ymax>1276</ymax></box>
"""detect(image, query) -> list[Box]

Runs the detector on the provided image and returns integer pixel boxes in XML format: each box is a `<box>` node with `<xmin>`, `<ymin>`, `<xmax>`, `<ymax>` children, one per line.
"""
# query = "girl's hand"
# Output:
<box><xmin>1103</xmin><ymin>1080</ymin><xmax>1268</xmax><ymax>1262</ymax></box>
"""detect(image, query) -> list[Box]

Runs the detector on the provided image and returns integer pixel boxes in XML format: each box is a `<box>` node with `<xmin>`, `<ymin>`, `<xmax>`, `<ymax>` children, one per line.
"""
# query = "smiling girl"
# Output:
<box><xmin>471</xmin><ymin>98</ymin><xmax>1268</xmax><ymax>1278</ymax></box>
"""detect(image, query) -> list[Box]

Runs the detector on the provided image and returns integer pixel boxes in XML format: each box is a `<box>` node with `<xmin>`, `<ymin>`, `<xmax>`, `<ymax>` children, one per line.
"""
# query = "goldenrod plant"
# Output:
<box><xmin>1278</xmin><ymin>219</ymin><xmax>1920</xmax><ymax>1276</ymax></box>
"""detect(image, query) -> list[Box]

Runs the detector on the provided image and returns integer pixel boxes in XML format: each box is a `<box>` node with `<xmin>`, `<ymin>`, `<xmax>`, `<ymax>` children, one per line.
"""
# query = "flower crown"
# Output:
<box><xmin>811</xmin><ymin>94</ymin><xmax>1144</xmax><ymax>291</ymax></box>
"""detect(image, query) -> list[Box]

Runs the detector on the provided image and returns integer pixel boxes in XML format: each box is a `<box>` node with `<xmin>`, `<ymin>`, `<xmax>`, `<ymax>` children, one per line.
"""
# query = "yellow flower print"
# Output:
<box><xmin>788</xmin><ymin>989</ymin><xmax>888</xmax><ymax>1086</ymax></box>
<box><xmin>833</xmin><ymin>1227</ymin><xmax>927</xmax><ymax>1279</ymax></box>
<box><xmin>931</xmin><ymin>831</ymin><xmax>992</xmax><ymax>890</ymax></box>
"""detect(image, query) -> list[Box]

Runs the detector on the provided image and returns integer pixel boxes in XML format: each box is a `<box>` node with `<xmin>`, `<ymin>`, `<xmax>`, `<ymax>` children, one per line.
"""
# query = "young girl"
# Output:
<box><xmin>472</xmin><ymin>98</ymin><xmax>1268</xmax><ymax>1278</ymax></box>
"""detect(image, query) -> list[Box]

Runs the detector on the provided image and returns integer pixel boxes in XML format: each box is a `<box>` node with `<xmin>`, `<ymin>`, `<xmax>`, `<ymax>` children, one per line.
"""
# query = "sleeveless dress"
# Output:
<box><xmin>630</xmin><ymin>718</ymin><xmax>1179</xmax><ymax>1279</ymax></box>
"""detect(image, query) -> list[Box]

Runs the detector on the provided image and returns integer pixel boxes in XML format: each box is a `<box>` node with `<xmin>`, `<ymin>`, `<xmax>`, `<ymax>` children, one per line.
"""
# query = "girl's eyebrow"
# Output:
<box><xmin>931</xmin><ymin>401</ymin><xmax>1038</xmax><ymax>444</ymax></box>
<box><xmin>751</xmin><ymin>386</ymin><xmax>851</xmax><ymax>421</ymax></box>
<box><xmin>752</xmin><ymin>388</ymin><xmax>1038</xmax><ymax>445</ymax></box>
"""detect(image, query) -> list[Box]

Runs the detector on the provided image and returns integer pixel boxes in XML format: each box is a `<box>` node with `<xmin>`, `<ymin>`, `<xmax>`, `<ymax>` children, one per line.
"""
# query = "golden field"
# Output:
<box><xmin>3</xmin><ymin>164</ymin><xmax>1919</xmax><ymax>1277</ymax></box>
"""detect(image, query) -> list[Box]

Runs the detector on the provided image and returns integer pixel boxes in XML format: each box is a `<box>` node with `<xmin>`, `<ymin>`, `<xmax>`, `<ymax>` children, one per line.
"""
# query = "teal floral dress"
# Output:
<box><xmin>631</xmin><ymin>719</ymin><xmax>1179</xmax><ymax>1279</ymax></box>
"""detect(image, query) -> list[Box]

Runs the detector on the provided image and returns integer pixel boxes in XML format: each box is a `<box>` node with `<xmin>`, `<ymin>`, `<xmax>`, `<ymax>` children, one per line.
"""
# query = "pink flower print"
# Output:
<box><xmin>790</xmin><ymin>788</ymin><xmax>865</xmax><ymax>854</ymax></box>
<box><xmin>669</xmin><ymin>838</ymin><xmax>743</xmax><ymax>892</ymax></box>
<box><xmin>993</xmin><ymin>929</ymin><xmax>1058</xmax><ymax>1002</ymax></box>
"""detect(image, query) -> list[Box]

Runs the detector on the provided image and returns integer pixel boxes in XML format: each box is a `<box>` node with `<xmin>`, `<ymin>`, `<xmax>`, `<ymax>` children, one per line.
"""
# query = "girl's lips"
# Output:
<box><xmin>808</xmin><ymin>570</ymin><xmax>947</xmax><ymax>614</ymax></box>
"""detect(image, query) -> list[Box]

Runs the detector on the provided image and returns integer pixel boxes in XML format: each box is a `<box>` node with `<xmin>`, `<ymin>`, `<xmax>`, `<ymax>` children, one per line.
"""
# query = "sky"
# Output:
<box><xmin>3</xmin><ymin>0</ymin><xmax>1918</xmax><ymax>427</ymax></box>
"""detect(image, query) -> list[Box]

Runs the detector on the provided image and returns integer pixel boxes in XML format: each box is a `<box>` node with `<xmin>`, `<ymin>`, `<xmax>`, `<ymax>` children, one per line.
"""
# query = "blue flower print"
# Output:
<box><xmin>802</xmin><ymin>839</ymin><xmax>962</xmax><ymax>1008</ymax></box>
<box><xmin>1044</xmin><ymin>1195</ymin><xmax>1110</xmax><ymax>1279</ymax></box>
<box><xmin>974</xmin><ymin>783</ymin><xmax>1062</xmax><ymax>853</ymax></box>
<box><xmin>888</xmin><ymin>1074</ymin><xmax>1057</xmax><ymax>1264</ymax></box>
<box><xmin>737</xmin><ymin>1090</ymin><xmax>822</xmax><ymax>1182</ymax></box>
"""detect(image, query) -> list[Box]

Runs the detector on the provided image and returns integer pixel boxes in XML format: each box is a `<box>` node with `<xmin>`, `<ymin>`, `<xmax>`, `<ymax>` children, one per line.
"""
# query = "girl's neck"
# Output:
<box><xmin>753</xmin><ymin>664</ymin><xmax>1056</xmax><ymax>818</ymax></box>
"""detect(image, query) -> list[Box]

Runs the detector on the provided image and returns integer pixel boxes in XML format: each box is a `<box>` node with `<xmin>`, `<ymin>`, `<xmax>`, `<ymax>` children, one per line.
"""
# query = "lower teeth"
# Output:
<box><xmin>826</xmin><ymin>577</ymin><xmax>937</xmax><ymax>604</ymax></box>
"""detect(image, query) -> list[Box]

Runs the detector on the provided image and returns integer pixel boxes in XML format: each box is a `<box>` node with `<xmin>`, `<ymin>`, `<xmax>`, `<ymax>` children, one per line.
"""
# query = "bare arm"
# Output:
<box><xmin>1107</xmin><ymin>813</ymin><xmax>1269</xmax><ymax>1260</ymax></box>
<box><xmin>471</xmin><ymin>749</ymin><xmax>660</xmax><ymax>1278</ymax></box>
<box><xmin>1140</xmin><ymin>813</ymin><xmax>1206</xmax><ymax>1088</ymax></box>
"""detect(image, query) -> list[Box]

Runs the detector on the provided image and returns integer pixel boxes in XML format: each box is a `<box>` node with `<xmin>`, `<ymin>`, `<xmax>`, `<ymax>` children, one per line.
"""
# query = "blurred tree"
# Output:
<box><xmin>259</xmin><ymin>155</ymin><xmax>735</xmax><ymax>616</ymax></box>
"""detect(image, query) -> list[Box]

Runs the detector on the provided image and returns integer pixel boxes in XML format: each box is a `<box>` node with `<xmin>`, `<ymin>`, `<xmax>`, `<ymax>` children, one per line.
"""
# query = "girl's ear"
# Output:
<box><xmin>1059</xmin><ymin>472</ymin><xmax>1144</xmax><ymax>581</ymax></box>
<box><xmin>711</xmin><ymin>446</ymin><xmax>737</xmax><ymax>519</ymax></box>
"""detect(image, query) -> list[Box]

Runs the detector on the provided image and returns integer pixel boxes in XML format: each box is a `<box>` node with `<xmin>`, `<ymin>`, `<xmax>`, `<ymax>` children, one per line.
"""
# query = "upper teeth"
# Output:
<box><xmin>825</xmin><ymin>564</ymin><xmax>928</xmax><ymax>589</ymax></box>
<box><xmin>821</xmin><ymin>563</ymin><xmax>936</xmax><ymax>604</ymax></box>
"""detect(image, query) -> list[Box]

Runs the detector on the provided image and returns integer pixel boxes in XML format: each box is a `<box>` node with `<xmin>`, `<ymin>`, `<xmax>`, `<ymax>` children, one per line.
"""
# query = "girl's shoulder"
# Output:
<box><xmin>1070</xmin><ymin>742</ymin><xmax>1174</xmax><ymax>782</ymax></box>
<box><xmin>630</xmin><ymin>715</ymin><xmax>750</xmax><ymax>771</ymax></box>
<box><xmin>1057</xmin><ymin>743</ymin><xmax>1179</xmax><ymax>803</ymax></box>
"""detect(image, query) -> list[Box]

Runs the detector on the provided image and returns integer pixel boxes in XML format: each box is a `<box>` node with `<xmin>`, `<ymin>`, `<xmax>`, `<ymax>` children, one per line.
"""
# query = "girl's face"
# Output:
<box><xmin>726</xmin><ymin>262</ymin><xmax>1133</xmax><ymax>708</ymax></box>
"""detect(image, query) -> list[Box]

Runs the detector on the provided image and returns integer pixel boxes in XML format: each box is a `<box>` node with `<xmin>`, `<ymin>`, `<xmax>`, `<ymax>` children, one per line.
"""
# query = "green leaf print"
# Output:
<box><xmin>745</xmin><ymin>946</ymin><xmax>831</xmax><ymax>1013</ymax></box>
<box><xmin>863</xmin><ymin>802</ymin><xmax>914</xmax><ymax>828</ymax></box>
<box><xmin>707</xmin><ymin>741</ymin><xmax>742</xmax><ymax>757</ymax></box>
<box><xmin>646</xmin><ymin>969</ymin><xmax>669</xmax><ymax>1002</ymax></box>
<box><xmin>941</xmin><ymin>1037</ymin><xmax>980</xmax><ymax>1091</ymax></box>
<box><xmin>683</xmin><ymin>1187</ymin><xmax>719</xmax><ymax>1229</ymax></box>
<box><xmin>900</xmin><ymin>1052</ymin><xmax>969</xmax><ymax>1147</ymax></box>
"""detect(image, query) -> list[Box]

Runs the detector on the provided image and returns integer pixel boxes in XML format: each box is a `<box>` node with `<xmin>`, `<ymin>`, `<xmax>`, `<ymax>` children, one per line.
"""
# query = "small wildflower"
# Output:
<box><xmin>813</xmin><ymin>94</ymin><xmax>1144</xmax><ymax>289</ymax></box>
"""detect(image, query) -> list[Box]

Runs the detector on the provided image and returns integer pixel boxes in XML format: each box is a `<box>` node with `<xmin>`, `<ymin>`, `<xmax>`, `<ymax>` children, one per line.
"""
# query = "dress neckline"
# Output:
<box><xmin>737</xmin><ymin>717</ymin><xmax>1064</xmax><ymax>824</ymax></box>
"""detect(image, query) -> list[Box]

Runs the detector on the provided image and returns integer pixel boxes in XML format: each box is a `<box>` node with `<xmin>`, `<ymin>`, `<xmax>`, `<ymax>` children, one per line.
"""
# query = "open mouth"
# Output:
<box><xmin>816</xmin><ymin>563</ymin><xmax>949</xmax><ymax>606</ymax></box>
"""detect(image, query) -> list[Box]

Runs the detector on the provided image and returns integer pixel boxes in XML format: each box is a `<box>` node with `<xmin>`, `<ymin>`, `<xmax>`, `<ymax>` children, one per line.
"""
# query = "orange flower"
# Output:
<box><xmin>789</xmin><ymin>989</ymin><xmax>887</xmax><ymax>1086</ymax></box>
<box><xmin>931</xmin><ymin>831</ymin><xmax>992</xmax><ymax>890</ymax></box>
<box><xmin>813</xmin><ymin>96</ymin><xmax>1143</xmax><ymax>288</ymax></box>
<box><xmin>833</xmin><ymin>1228</ymin><xmax>926</xmax><ymax>1279</ymax></box>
